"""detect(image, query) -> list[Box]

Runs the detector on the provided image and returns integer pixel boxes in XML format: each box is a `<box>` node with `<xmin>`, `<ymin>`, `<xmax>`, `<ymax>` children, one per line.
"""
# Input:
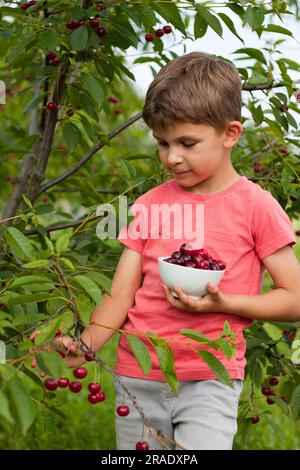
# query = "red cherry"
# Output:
<box><xmin>163</xmin><ymin>25</ymin><xmax>172</xmax><ymax>34</ymax></box>
<box><xmin>77</xmin><ymin>19</ymin><xmax>86</xmax><ymax>27</ymax></box>
<box><xmin>66</xmin><ymin>108</ymin><xmax>74</xmax><ymax>117</ymax></box>
<box><xmin>96</xmin><ymin>2</ymin><xmax>106</xmax><ymax>10</ymax></box>
<box><xmin>88</xmin><ymin>383</ymin><xmax>101</xmax><ymax>394</ymax></box>
<box><xmin>136</xmin><ymin>441</ymin><xmax>150</xmax><ymax>450</ymax></box>
<box><xmin>279</xmin><ymin>103</ymin><xmax>289</xmax><ymax>112</ymax></box>
<box><xmin>269</xmin><ymin>377</ymin><xmax>279</xmax><ymax>386</ymax></box>
<box><xmin>251</xmin><ymin>416</ymin><xmax>260</xmax><ymax>424</ymax></box>
<box><xmin>73</xmin><ymin>367</ymin><xmax>88</xmax><ymax>379</ymax></box>
<box><xmin>97</xmin><ymin>27</ymin><xmax>106</xmax><ymax>37</ymax></box>
<box><xmin>44</xmin><ymin>378</ymin><xmax>58</xmax><ymax>391</ymax></box>
<box><xmin>280</xmin><ymin>396</ymin><xmax>287</xmax><ymax>402</ymax></box>
<box><xmin>267</xmin><ymin>397</ymin><xmax>275</xmax><ymax>405</ymax></box>
<box><xmin>49</xmin><ymin>58</ymin><xmax>60</xmax><ymax>67</ymax></box>
<box><xmin>253</xmin><ymin>161</ymin><xmax>262</xmax><ymax>173</ymax></box>
<box><xmin>20</xmin><ymin>1</ymin><xmax>36</xmax><ymax>10</ymax></box>
<box><xmin>213</xmin><ymin>260</ymin><xmax>226</xmax><ymax>270</ymax></box>
<box><xmin>279</xmin><ymin>147</ymin><xmax>288</xmax><ymax>154</ymax></box>
<box><xmin>84</xmin><ymin>351</ymin><xmax>95</xmax><ymax>362</ymax></box>
<box><xmin>98</xmin><ymin>391</ymin><xmax>106</xmax><ymax>402</ymax></box>
<box><xmin>155</xmin><ymin>29</ymin><xmax>164</xmax><ymax>37</ymax></box>
<box><xmin>90</xmin><ymin>18</ymin><xmax>100</xmax><ymax>28</ymax></box>
<box><xmin>145</xmin><ymin>33</ymin><xmax>154</xmax><ymax>42</ymax></box>
<box><xmin>66</xmin><ymin>20</ymin><xmax>79</xmax><ymax>30</ymax></box>
<box><xmin>184</xmin><ymin>261</ymin><xmax>196</xmax><ymax>268</ymax></box>
<box><xmin>261</xmin><ymin>386</ymin><xmax>273</xmax><ymax>396</ymax></box>
<box><xmin>47</xmin><ymin>102</ymin><xmax>58</xmax><ymax>111</ymax></box>
<box><xmin>58</xmin><ymin>377</ymin><xmax>70</xmax><ymax>388</ymax></box>
<box><xmin>117</xmin><ymin>405</ymin><xmax>130</xmax><ymax>416</ymax></box>
<box><xmin>108</xmin><ymin>96</ymin><xmax>119</xmax><ymax>104</ymax></box>
<box><xmin>196</xmin><ymin>260</ymin><xmax>210</xmax><ymax>270</ymax></box>
<box><xmin>114</xmin><ymin>108</ymin><xmax>122</xmax><ymax>115</ymax></box>
<box><xmin>69</xmin><ymin>381</ymin><xmax>82</xmax><ymax>393</ymax></box>
<box><xmin>31</xmin><ymin>358</ymin><xmax>37</xmax><ymax>368</ymax></box>
<box><xmin>54</xmin><ymin>329</ymin><xmax>62</xmax><ymax>337</ymax></box>
<box><xmin>46</xmin><ymin>51</ymin><xmax>56</xmax><ymax>60</ymax></box>
<box><xmin>88</xmin><ymin>393</ymin><xmax>102</xmax><ymax>404</ymax></box>
<box><xmin>40</xmin><ymin>371</ymin><xmax>46</xmax><ymax>378</ymax></box>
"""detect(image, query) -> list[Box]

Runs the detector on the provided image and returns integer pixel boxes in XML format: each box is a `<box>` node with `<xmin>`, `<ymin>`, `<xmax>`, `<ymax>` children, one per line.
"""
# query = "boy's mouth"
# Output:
<box><xmin>172</xmin><ymin>170</ymin><xmax>191</xmax><ymax>177</ymax></box>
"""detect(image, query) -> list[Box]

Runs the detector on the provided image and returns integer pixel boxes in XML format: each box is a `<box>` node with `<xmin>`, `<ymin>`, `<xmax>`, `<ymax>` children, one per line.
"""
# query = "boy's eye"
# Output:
<box><xmin>182</xmin><ymin>142</ymin><xmax>196</xmax><ymax>148</ymax></box>
<box><xmin>157</xmin><ymin>142</ymin><xmax>195</xmax><ymax>148</ymax></box>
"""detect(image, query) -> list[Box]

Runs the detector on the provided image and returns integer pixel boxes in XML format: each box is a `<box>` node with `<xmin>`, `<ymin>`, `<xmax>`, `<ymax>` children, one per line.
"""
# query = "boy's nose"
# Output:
<box><xmin>167</xmin><ymin>149</ymin><xmax>184</xmax><ymax>165</ymax></box>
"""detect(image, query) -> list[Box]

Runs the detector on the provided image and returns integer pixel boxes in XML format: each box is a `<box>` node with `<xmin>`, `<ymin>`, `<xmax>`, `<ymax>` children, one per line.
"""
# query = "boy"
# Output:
<box><xmin>57</xmin><ymin>52</ymin><xmax>300</xmax><ymax>450</ymax></box>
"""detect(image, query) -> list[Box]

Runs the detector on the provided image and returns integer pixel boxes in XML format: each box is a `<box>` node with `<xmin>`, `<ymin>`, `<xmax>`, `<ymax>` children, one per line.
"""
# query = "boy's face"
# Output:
<box><xmin>152</xmin><ymin>121</ymin><xmax>243</xmax><ymax>193</ymax></box>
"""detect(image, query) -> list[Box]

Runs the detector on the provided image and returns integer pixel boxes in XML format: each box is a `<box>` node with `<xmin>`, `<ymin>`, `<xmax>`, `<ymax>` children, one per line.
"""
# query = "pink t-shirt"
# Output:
<box><xmin>115</xmin><ymin>176</ymin><xmax>296</xmax><ymax>381</ymax></box>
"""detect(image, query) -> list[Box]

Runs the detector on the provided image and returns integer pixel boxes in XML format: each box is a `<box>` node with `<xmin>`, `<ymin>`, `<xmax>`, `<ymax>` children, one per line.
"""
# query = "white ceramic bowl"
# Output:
<box><xmin>158</xmin><ymin>256</ymin><xmax>225</xmax><ymax>300</ymax></box>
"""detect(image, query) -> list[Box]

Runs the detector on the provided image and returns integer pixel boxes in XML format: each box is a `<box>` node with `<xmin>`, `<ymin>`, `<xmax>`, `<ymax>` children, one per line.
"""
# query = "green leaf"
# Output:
<box><xmin>224</xmin><ymin>321</ymin><xmax>231</xmax><ymax>336</ymax></box>
<box><xmin>60</xmin><ymin>257</ymin><xmax>75</xmax><ymax>270</ymax></box>
<box><xmin>217</xmin><ymin>13</ymin><xmax>244</xmax><ymax>43</ymax></box>
<box><xmin>286</xmin><ymin>112</ymin><xmax>298</xmax><ymax>130</ymax></box>
<box><xmin>195</xmin><ymin>5</ymin><xmax>223</xmax><ymax>38</ymax></box>
<box><xmin>38</xmin><ymin>31</ymin><xmax>58</xmax><ymax>50</ymax></box>
<box><xmin>227</xmin><ymin>2</ymin><xmax>245</xmax><ymax>19</ymax></box>
<box><xmin>245</xmin><ymin>6</ymin><xmax>265</xmax><ymax>30</ymax></box>
<box><xmin>148</xmin><ymin>334</ymin><xmax>178</xmax><ymax>395</ymax></box>
<box><xmin>0</xmin><ymin>390</ymin><xmax>14</xmax><ymax>424</ymax></box>
<box><xmin>34</xmin><ymin>317</ymin><xmax>63</xmax><ymax>347</ymax></box>
<box><xmin>263</xmin><ymin>24</ymin><xmax>293</xmax><ymax>37</ymax></box>
<box><xmin>55</xmin><ymin>232</ymin><xmax>71</xmax><ymax>254</ymax></box>
<box><xmin>7</xmin><ymin>376</ymin><xmax>35</xmax><ymax>436</ymax></box>
<box><xmin>63</xmin><ymin>122</ymin><xmax>80</xmax><ymax>153</ymax></box>
<box><xmin>73</xmin><ymin>275</ymin><xmax>103</xmax><ymax>305</ymax></box>
<box><xmin>22</xmin><ymin>259</ymin><xmax>50</xmax><ymax>269</ymax></box>
<box><xmin>85</xmin><ymin>272</ymin><xmax>111</xmax><ymax>295</ymax></box>
<box><xmin>35</xmin><ymin>351</ymin><xmax>62</xmax><ymax>378</ymax></box>
<box><xmin>7</xmin><ymin>293</ymin><xmax>58</xmax><ymax>306</ymax></box>
<box><xmin>194</xmin><ymin>12</ymin><xmax>208</xmax><ymax>39</ymax></box>
<box><xmin>290</xmin><ymin>384</ymin><xmax>300</xmax><ymax>420</ymax></box>
<box><xmin>22</xmin><ymin>194</ymin><xmax>33</xmax><ymax>209</ymax></box>
<box><xmin>281</xmin><ymin>166</ymin><xmax>291</xmax><ymax>195</ymax></box>
<box><xmin>126</xmin><ymin>335</ymin><xmax>152</xmax><ymax>376</ymax></box>
<box><xmin>181</xmin><ymin>329</ymin><xmax>212</xmax><ymax>345</ymax></box>
<box><xmin>197</xmin><ymin>350</ymin><xmax>232</xmax><ymax>387</ymax></box>
<box><xmin>81</xmin><ymin>74</ymin><xmax>104</xmax><ymax>106</ymax></box>
<box><xmin>233</xmin><ymin>48</ymin><xmax>267</xmax><ymax>65</ymax></box>
<box><xmin>70</xmin><ymin>26</ymin><xmax>88</xmax><ymax>51</ymax></box>
<box><xmin>4</xmin><ymin>227</ymin><xmax>35</xmax><ymax>261</ymax></box>
<box><xmin>10</xmin><ymin>275</ymin><xmax>53</xmax><ymax>289</ymax></box>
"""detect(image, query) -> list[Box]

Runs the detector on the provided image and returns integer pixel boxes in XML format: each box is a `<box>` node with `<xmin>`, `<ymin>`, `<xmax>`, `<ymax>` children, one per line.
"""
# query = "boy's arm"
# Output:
<box><xmin>80</xmin><ymin>246</ymin><xmax>142</xmax><ymax>351</ymax></box>
<box><xmin>224</xmin><ymin>245</ymin><xmax>300</xmax><ymax>322</ymax></box>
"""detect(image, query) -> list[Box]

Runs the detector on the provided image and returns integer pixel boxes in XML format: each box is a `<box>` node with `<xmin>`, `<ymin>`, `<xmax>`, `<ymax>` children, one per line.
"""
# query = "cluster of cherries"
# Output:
<box><xmin>164</xmin><ymin>243</ymin><xmax>226</xmax><ymax>271</ymax></box>
<box><xmin>145</xmin><ymin>25</ymin><xmax>172</xmax><ymax>42</ymax></box>
<box><xmin>251</xmin><ymin>376</ymin><xmax>286</xmax><ymax>424</ymax></box>
<box><xmin>43</xmin><ymin>358</ymin><xmax>107</xmax><ymax>404</ymax></box>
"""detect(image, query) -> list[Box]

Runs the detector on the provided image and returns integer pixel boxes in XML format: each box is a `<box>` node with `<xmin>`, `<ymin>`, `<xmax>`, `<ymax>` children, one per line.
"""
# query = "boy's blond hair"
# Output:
<box><xmin>142</xmin><ymin>51</ymin><xmax>242</xmax><ymax>133</ymax></box>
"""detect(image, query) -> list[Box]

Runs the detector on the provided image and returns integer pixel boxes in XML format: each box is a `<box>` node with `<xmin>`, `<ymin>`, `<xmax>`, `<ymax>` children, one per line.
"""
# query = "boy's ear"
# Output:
<box><xmin>223</xmin><ymin>121</ymin><xmax>243</xmax><ymax>148</ymax></box>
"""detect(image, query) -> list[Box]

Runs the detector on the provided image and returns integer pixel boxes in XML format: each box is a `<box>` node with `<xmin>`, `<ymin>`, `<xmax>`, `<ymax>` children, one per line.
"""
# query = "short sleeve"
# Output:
<box><xmin>117</xmin><ymin>192</ymin><xmax>150</xmax><ymax>254</ymax></box>
<box><xmin>251</xmin><ymin>191</ymin><xmax>296</xmax><ymax>260</ymax></box>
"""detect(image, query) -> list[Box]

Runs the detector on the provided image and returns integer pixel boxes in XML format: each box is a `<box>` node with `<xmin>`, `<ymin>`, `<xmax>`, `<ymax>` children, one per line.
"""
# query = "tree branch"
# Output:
<box><xmin>38</xmin><ymin>111</ymin><xmax>143</xmax><ymax>195</ymax></box>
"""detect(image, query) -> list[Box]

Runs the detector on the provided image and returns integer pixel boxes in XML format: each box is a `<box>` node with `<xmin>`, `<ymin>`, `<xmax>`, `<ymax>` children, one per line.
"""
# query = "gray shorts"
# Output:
<box><xmin>114</xmin><ymin>374</ymin><xmax>243</xmax><ymax>450</ymax></box>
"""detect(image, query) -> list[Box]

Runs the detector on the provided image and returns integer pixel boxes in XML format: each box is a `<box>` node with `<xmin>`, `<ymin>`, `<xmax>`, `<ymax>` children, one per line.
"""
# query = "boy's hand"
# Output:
<box><xmin>161</xmin><ymin>282</ymin><xmax>227</xmax><ymax>313</ymax></box>
<box><xmin>53</xmin><ymin>335</ymin><xmax>86</xmax><ymax>368</ymax></box>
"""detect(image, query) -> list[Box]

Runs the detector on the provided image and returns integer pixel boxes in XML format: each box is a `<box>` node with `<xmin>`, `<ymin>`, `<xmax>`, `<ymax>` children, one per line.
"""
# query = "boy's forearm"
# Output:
<box><xmin>224</xmin><ymin>288</ymin><xmax>300</xmax><ymax>322</ymax></box>
<box><xmin>80</xmin><ymin>293</ymin><xmax>130</xmax><ymax>352</ymax></box>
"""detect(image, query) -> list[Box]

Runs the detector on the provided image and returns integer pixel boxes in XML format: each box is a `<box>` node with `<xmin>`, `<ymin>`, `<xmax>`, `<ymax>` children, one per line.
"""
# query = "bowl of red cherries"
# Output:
<box><xmin>158</xmin><ymin>243</ymin><xmax>226</xmax><ymax>300</ymax></box>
